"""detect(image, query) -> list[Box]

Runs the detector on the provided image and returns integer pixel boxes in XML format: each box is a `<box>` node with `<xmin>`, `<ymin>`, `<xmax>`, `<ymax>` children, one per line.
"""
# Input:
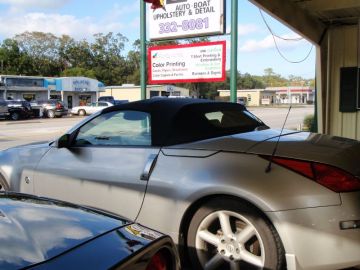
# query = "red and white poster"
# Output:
<box><xmin>148</xmin><ymin>41</ymin><xmax>226</xmax><ymax>84</ymax></box>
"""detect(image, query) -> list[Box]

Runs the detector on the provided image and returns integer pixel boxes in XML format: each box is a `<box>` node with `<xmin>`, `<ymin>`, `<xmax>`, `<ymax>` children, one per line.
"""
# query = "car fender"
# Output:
<box><xmin>137</xmin><ymin>150</ymin><xmax>341</xmax><ymax>244</ymax></box>
<box><xmin>0</xmin><ymin>143</ymin><xmax>51</xmax><ymax>191</ymax></box>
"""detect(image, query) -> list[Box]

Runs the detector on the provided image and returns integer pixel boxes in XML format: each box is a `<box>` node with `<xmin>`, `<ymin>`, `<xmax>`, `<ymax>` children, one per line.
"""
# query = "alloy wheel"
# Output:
<box><xmin>195</xmin><ymin>210</ymin><xmax>265</xmax><ymax>270</ymax></box>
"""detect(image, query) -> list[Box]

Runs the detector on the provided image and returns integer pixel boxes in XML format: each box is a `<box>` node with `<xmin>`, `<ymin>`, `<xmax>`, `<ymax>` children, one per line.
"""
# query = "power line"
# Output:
<box><xmin>259</xmin><ymin>9</ymin><xmax>314</xmax><ymax>64</ymax></box>
<box><xmin>259</xmin><ymin>9</ymin><xmax>303</xmax><ymax>41</ymax></box>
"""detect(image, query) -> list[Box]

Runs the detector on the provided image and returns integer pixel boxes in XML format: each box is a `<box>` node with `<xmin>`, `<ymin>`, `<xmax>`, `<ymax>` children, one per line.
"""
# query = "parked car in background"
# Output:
<box><xmin>70</xmin><ymin>101</ymin><xmax>113</xmax><ymax>116</ymax></box>
<box><xmin>0</xmin><ymin>100</ymin><xmax>9</xmax><ymax>119</ymax></box>
<box><xmin>98</xmin><ymin>95</ymin><xmax>115</xmax><ymax>104</ymax></box>
<box><xmin>98</xmin><ymin>96</ymin><xmax>128</xmax><ymax>105</ymax></box>
<box><xmin>0</xmin><ymin>98</ymin><xmax>359</xmax><ymax>269</ymax></box>
<box><xmin>114</xmin><ymin>99</ymin><xmax>129</xmax><ymax>105</ymax></box>
<box><xmin>5</xmin><ymin>100</ymin><xmax>33</xmax><ymax>120</ymax></box>
<box><xmin>32</xmin><ymin>100</ymin><xmax>68</xmax><ymax>118</ymax></box>
<box><xmin>237</xmin><ymin>97</ymin><xmax>246</xmax><ymax>106</ymax></box>
<box><xmin>0</xmin><ymin>192</ymin><xmax>180</xmax><ymax>270</ymax></box>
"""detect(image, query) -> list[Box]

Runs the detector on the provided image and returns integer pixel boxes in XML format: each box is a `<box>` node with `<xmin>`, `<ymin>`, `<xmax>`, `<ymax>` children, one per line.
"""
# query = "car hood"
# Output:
<box><xmin>177</xmin><ymin>129</ymin><xmax>360</xmax><ymax>177</ymax></box>
<box><xmin>0</xmin><ymin>193</ymin><xmax>129</xmax><ymax>269</ymax></box>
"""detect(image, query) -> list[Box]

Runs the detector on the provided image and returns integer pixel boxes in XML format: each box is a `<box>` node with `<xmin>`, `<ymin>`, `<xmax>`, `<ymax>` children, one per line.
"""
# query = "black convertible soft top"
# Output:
<box><xmin>103</xmin><ymin>98</ymin><xmax>264</xmax><ymax>146</ymax></box>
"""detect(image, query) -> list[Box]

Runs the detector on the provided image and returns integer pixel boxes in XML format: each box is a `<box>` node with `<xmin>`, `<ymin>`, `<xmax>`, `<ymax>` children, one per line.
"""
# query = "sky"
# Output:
<box><xmin>0</xmin><ymin>0</ymin><xmax>316</xmax><ymax>79</ymax></box>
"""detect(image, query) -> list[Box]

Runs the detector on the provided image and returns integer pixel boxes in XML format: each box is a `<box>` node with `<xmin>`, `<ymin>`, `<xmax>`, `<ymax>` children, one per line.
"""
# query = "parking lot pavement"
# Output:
<box><xmin>248</xmin><ymin>105</ymin><xmax>314</xmax><ymax>130</ymax></box>
<box><xmin>0</xmin><ymin>106</ymin><xmax>315</xmax><ymax>151</ymax></box>
<box><xmin>0</xmin><ymin>116</ymin><xmax>83</xmax><ymax>150</ymax></box>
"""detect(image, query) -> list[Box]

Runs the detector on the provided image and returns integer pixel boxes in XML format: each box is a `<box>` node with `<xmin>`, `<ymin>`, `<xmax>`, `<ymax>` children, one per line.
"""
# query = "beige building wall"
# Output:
<box><xmin>320</xmin><ymin>25</ymin><xmax>360</xmax><ymax>140</ymax></box>
<box><xmin>102</xmin><ymin>88</ymin><xmax>140</xmax><ymax>102</ymax></box>
<box><xmin>218</xmin><ymin>90</ymin><xmax>276</xmax><ymax>106</ymax></box>
<box><xmin>101</xmin><ymin>85</ymin><xmax>189</xmax><ymax>102</ymax></box>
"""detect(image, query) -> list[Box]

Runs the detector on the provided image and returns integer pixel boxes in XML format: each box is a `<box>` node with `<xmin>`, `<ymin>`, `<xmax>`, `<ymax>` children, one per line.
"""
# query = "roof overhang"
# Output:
<box><xmin>249</xmin><ymin>0</ymin><xmax>360</xmax><ymax>45</ymax></box>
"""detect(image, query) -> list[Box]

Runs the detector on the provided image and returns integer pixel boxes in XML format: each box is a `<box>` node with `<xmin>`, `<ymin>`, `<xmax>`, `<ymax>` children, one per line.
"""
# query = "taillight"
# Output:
<box><xmin>267</xmin><ymin>157</ymin><xmax>360</xmax><ymax>193</ymax></box>
<box><xmin>146</xmin><ymin>249</ymin><xmax>171</xmax><ymax>270</ymax></box>
<box><xmin>56</xmin><ymin>103</ymin><xmax>62</xmax><ymax>109</ymax></box>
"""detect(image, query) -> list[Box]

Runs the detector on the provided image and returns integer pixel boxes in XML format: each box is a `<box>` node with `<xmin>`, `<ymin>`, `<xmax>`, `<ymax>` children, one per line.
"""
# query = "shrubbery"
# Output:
<box><xmin>303</xmin><ymin>114</ymin><xmax>315</xmax><ymax>131</ymax></box>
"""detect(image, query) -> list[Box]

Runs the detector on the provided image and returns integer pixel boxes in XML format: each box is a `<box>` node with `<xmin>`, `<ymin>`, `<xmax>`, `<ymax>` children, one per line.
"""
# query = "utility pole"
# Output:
<box><xmin>230</xmin><ymin>0</ymin><xmax>238</xmax><ymax>103</ymax></box>
<box><xmin>140</xmin><ymin>0</ymin><xmax>147</xmax><ymax>100</ymax></box>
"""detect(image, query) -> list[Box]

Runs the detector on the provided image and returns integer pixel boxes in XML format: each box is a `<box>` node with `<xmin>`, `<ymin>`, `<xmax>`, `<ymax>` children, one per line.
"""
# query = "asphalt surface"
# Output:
<box><xmin>0</xmin><ymin>116</ymin><xmax>81</xmax><ymax>150</ymax></box>
<box><xmin>248</xmin><ymin>105</ymin><xmax>314</xmax><ymax>130</ymax></box>
<box><xmin>0</xmin><ymin>106</ymin><xmax>315</xmax><ymax>151</ymax></box>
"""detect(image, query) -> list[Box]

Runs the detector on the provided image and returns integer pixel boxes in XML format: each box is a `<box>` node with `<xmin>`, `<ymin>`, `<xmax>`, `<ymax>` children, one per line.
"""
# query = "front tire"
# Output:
<box><xmin>47</xmin><ymin>109</ymin><xmax>55</xmax><ymax>118</ymax></box>
<box><xmin>187</xmin><ymin>198</ymin><xmax>285</xmax><ymax>270</ymax></box>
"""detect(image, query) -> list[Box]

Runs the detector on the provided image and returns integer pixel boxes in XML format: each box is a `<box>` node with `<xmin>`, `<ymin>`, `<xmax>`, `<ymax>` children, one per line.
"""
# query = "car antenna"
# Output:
<box><xmin>265</xmin><ymin>105</ymin><xmax>292</xmax><ymax>173</ymax></box>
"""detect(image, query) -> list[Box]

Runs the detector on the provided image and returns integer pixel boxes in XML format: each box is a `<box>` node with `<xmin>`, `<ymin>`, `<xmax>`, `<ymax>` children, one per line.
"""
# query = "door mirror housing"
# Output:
<box><xmin>57</xmin><ymin>134</ymin><xmax>71</xmax><ymax>148</ymax></box>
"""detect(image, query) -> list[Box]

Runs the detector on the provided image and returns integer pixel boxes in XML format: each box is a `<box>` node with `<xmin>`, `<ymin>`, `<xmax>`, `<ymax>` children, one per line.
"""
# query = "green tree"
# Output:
<box><xmin>60</xmin><ymin>67</ymin><xmax>96</xmax><ymax>78</ymax></box>
<box><xmin>125</xmin><ymin>39</ymin><xmax>141</xmax><ymax>84</ymax></box>
<box><xmin>0</xmin><ymin>39</ymin><xmax>33</xmax><ymax>75</ymax></box>
<box><xmin>14</xmin><ymin>31</ymin><xmax>62</xmax><ymax>76</ymax></box>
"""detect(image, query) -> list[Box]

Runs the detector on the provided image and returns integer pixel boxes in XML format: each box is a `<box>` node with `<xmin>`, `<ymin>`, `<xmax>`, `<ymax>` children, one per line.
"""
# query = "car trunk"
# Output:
<box><xmin>178</xmin><ymin>129</ymin><xmax>360</xmax><ymax>177</ymax></box>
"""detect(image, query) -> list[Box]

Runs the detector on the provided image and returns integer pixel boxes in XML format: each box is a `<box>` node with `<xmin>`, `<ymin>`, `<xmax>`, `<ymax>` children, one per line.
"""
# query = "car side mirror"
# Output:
<box><xmin>57</xmin><ymin>134</ymin><xmax>71</xmax><ymax>148</ymax></box>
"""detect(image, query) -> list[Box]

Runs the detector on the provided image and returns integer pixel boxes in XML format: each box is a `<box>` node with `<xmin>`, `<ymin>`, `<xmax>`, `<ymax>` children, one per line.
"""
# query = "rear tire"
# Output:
<box><xmin>10</xmin><ymin>112</ymin><xmax>20</xmax><ymax>121</ymax></box>
<box><xmin>187</xmin><ymin>198</ymin><xmax>285</xmax><ymax>270</ymax></box>
<box><xmin>78</xmin><ymin>109</ymin><xmax>86</xmax><ymax>116</ymax></box>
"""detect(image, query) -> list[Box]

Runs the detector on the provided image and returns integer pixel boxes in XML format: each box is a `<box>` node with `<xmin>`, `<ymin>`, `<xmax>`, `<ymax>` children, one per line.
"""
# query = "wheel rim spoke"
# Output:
<box><xmin>218</xmin><ymin>212</ymin><xmax>233</xmax><ymax>237</ymax></box>
<box><xmin>198</xmin><ymin>230</ymin><xmax>220</xmax><ymax>247</ymax></box>
<box><xmin>236</xmin><ymin>225</ymin><xmax>256</xmax><ymax>245</ymax></box>
<box><xmin>240</xmin><ymin>250</ymin><xmax>264</xmax><ymax>267</ymax></box>
<box><xmin>204</xmin><ymin>253</ymin><xmax>224</xmax><ymax>270</ymax></box>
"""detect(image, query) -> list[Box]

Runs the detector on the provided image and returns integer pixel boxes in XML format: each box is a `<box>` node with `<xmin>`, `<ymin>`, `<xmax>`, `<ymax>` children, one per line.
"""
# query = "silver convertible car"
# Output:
<box><xmin>0</xmin><ymin>99</ymin><xmax>359</xmax><ymax>270</ymax></box>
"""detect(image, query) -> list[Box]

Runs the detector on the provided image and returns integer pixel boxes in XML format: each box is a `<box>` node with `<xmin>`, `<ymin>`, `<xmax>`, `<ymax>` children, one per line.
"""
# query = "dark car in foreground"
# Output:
<box><xmin>0</xmin><ymin>98</ymin><xmax>359</xmax><ymax>269</ymax></box>
<box><xmin>5</xmin><ymin>100</ymin><xmax>33</xmax><ymax>120</ymax></box>
<box><xmin>0</xmin><ymin>192</ymin><xmax>180</xmax><ymax>270</ymax></box>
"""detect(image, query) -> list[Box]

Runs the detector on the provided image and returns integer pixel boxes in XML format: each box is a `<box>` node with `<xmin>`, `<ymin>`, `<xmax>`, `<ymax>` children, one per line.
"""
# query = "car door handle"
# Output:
<box><xmin>140</xmin><ymin>154</ymin><xmax>158</xmax><ymax>181</ymax></box>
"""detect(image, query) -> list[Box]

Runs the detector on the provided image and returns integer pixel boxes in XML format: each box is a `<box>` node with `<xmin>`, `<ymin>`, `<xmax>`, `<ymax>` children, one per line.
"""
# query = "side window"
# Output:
<box><xmin>74</xmin><ymin>110</ymin><xmax>151</xmax><ymax>146</ymax></box>
<box><xmin>205</xmin><ymin>110</ymin><xmax>261</xmax><ymax>129</ymax></box>
<box><xmin>98</xmin><ymin>102</ymin><xmax>108</xmax><ymax>107</ymax></box>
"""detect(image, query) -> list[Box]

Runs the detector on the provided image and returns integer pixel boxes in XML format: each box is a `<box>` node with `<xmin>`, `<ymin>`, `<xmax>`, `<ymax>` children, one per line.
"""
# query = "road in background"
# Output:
<box><xmin>0</xmin><ymin>106</ymin><xmax>315</xmax><ymax>151</ymax></box>
<box><xmin>249</xmin><ymin>105</ymin><xmax>314</xmax><ymax>130</ymax></box>
<box><xmin>0</xmin><ymin>117</ymin><xmax>82</xmax><ymax>150</ymax></box>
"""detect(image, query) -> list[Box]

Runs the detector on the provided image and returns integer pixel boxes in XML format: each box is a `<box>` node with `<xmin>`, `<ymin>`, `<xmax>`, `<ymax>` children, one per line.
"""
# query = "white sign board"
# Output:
<box><xmin>148</xmin><ymin>41</ymin><xmax>226</xmax><ymax>84</ymax></box>
<box><xmin>149</xmin><ymin>0</ymin><xmax>225</xmax><ymax>41</ymax></box>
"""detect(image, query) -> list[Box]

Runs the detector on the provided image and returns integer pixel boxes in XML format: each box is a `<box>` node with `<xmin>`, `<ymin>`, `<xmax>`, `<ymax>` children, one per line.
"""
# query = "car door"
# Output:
<box><xmin>33</xmin><ymin>110</ymin><xmax>158</xmax><ymax>220</ymax></box>
<box><xmin>86</xmin><ymin>103</ymin><xmax>97</xmax><ymax>114</ymax></box>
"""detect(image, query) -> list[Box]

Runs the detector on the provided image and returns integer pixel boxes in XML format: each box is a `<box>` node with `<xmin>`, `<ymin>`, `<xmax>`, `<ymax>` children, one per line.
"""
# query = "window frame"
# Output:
<box><xmin>70</xmin><ymin>110</ymin><xmax>153</xmax><ymax>148</ymax></box>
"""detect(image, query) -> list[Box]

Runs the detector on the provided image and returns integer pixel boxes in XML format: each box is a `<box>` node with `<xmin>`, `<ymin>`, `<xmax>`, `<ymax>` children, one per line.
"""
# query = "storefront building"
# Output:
<box><xmin>0</xmin><ymin>75</ymin><xmax>104</xmax><ymax>108</ymax></box>
<box><xmin>218</xmin><ymin>89</ymin><xmax>277</xmax><ymax>106</ymax></box>
<box><xmin>0</xmin><ymin>76</ymin><xmax>48</xmax><ymax>101</ymax></box>
<box><xmin>218</xmin><ymin>87</ymin><xmax>314</xmax><ymax>106</ymax></box>
<box><xmin>266</xmin><ymin>87</ymin><xmax>315</xmax><ymax>104</ymax></box>
<box><xmin>102</xmin><ymin>84</ymin><xmax>190</xmax><ymax>102</ymax></box>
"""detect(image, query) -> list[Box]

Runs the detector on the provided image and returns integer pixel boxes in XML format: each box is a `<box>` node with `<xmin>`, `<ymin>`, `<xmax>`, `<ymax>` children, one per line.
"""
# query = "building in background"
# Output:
<box><xmin>218</xmin><ymin>86</ymin><xmax>314</xmax><ymax>106</ymax></box>
<box><xmin>102</xmin><ymin>84</ymin><xmax>190</xmax><ymax>102</ymax></box>
<box><xmin>218</xmin><ymin>89</ymin><xmax>277</xmax><ymax>106</ymax></box>
<box><xmin>266</xmin><ymin>86</ymin><xmax>315</xmax><ymax>104</ymax></box>
<box><xmin>0</xmin><ymin>75</ymin><xmax>104</xmax><ymax>108</ymax></box>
